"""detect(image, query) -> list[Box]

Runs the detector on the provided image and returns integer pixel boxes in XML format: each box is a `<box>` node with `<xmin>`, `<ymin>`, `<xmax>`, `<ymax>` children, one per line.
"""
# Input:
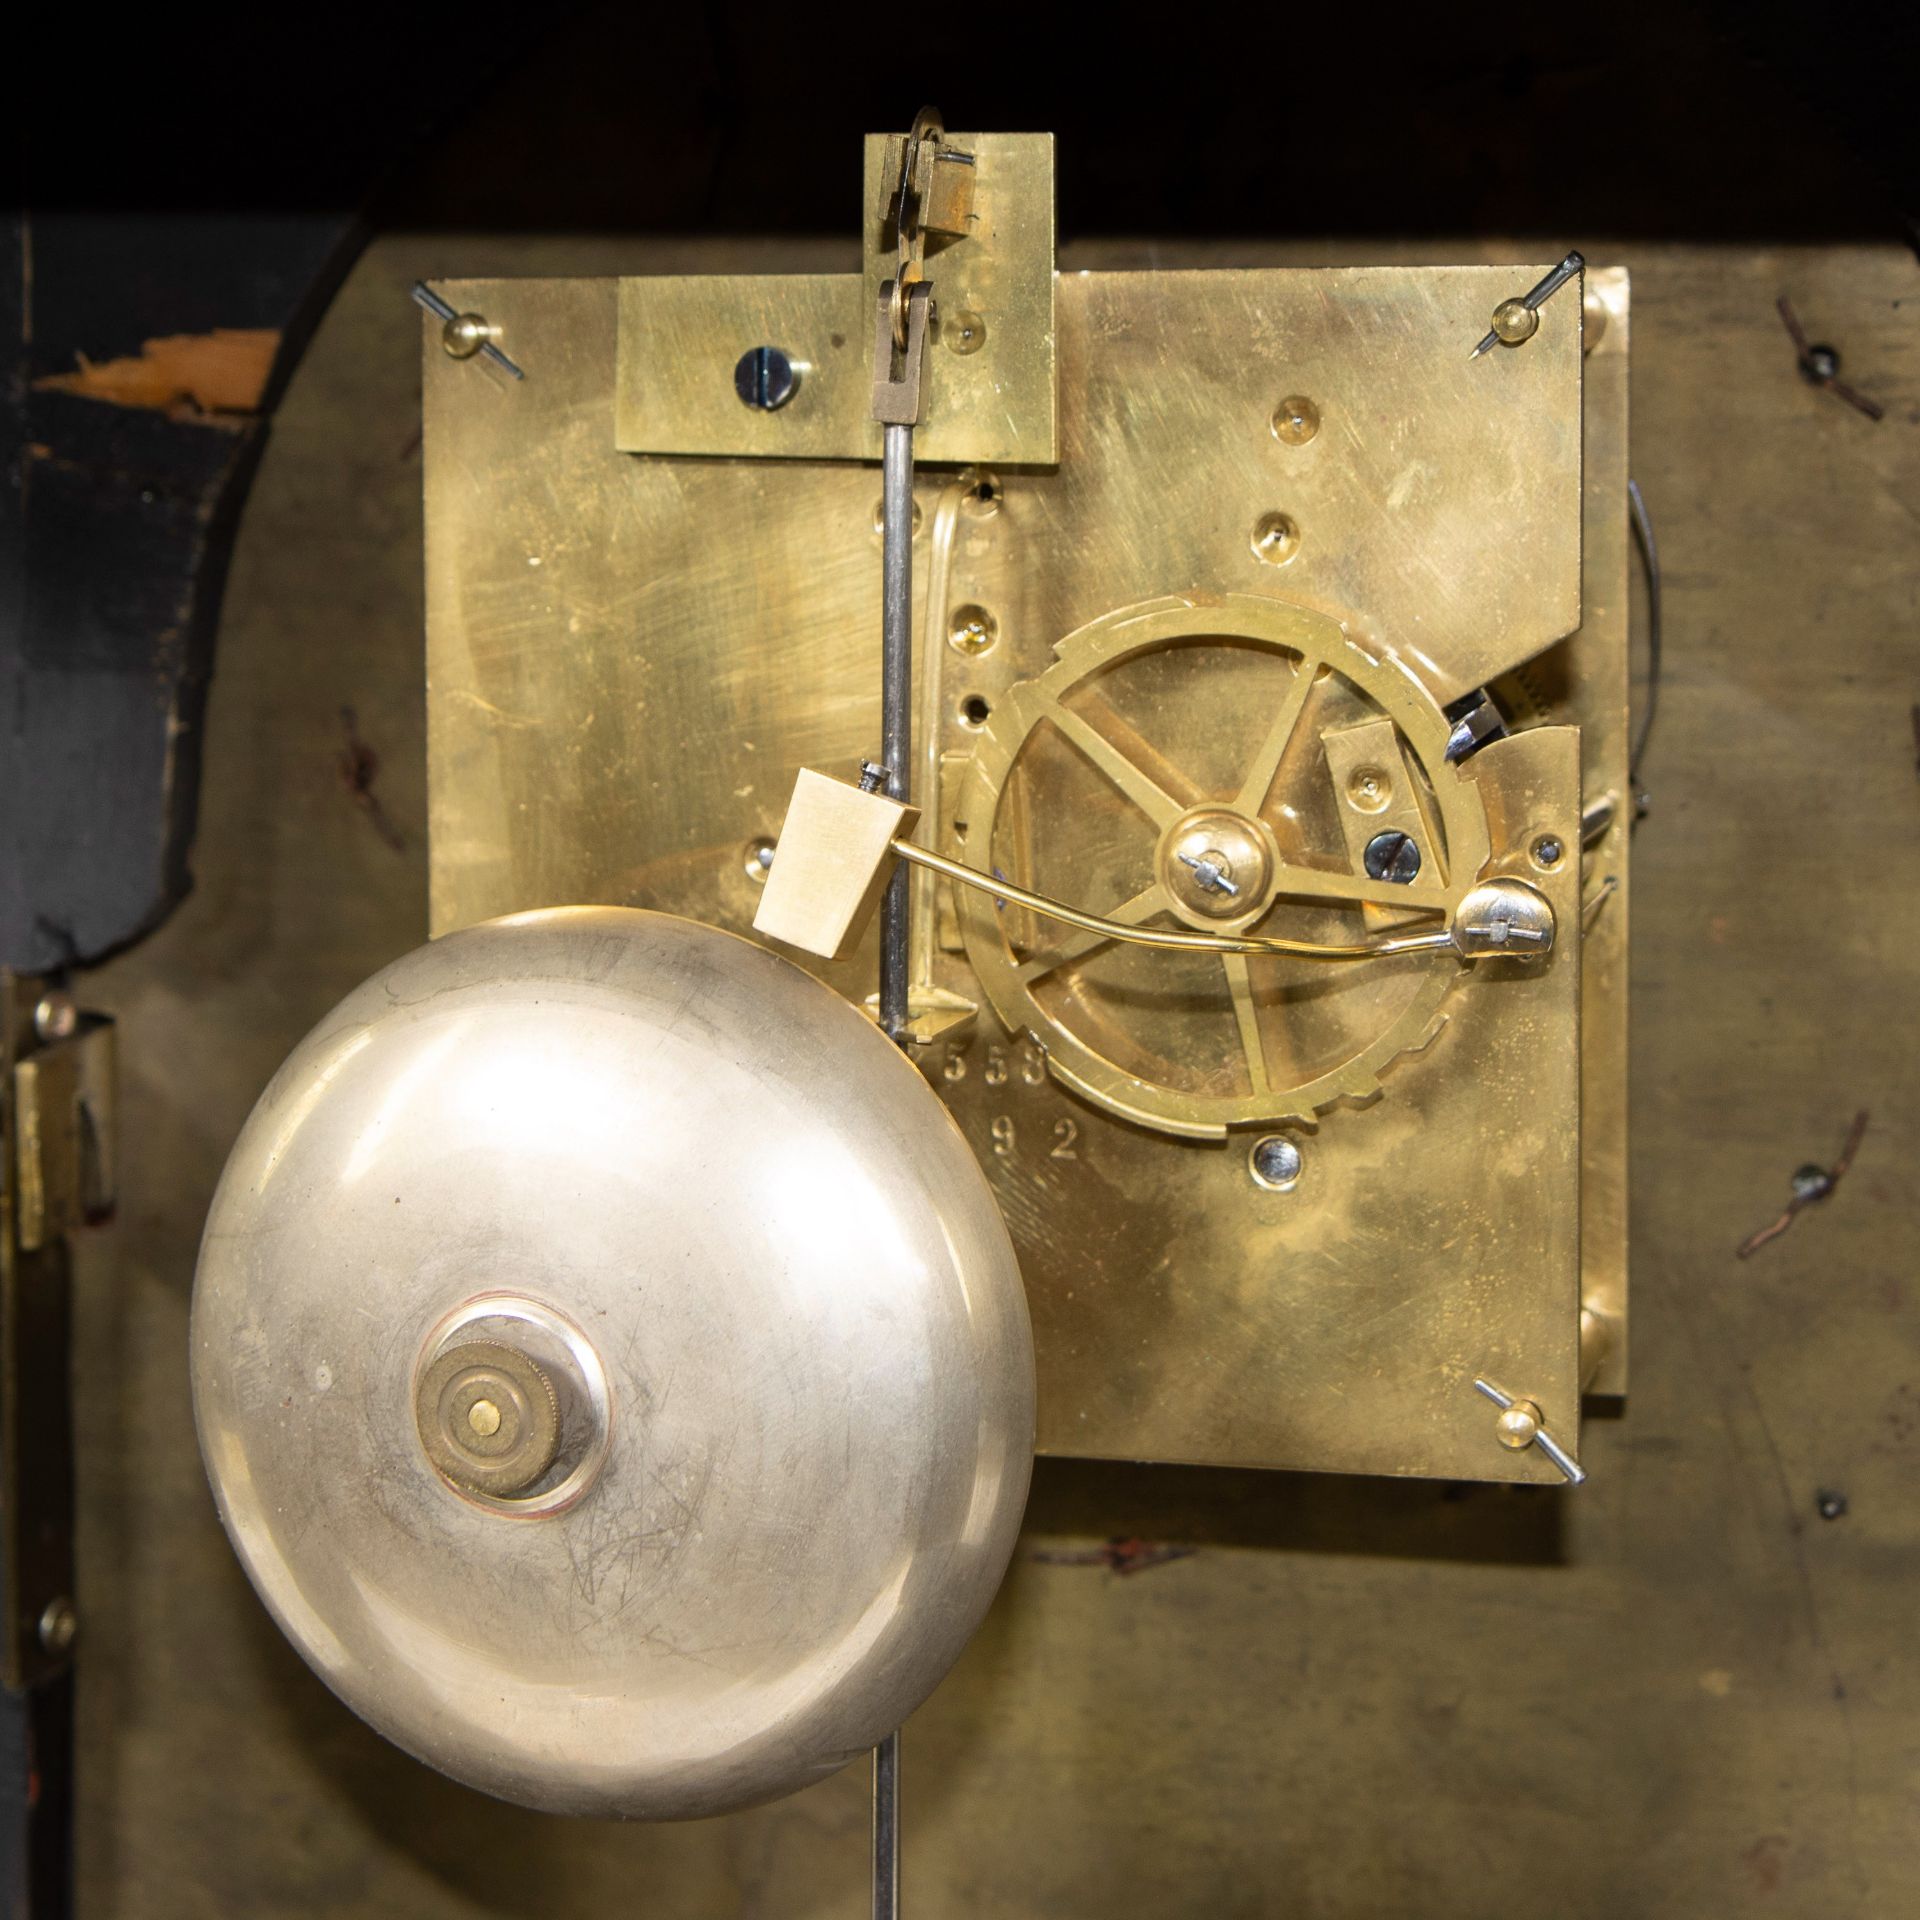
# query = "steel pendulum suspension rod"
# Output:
<box><xmin>872</xmin><ymin>414</ymin><xmax>912</xmax><ymax>1920</ymax></box>
<box><xmin>870</xmin><ymin>238</ymin><xmax>926</xmax><ymax>1920</ymax></box>
<box><xmin>867</xmin><ymin>109</ymin><xmax>943</xmax><ymax>1914</ymax></box>
<box><xmin>878</xmin><ymin>420</ymin><xmax>914</xmax><ymax>1044</ymax></box>
<box><xmin>873</xmin><ymin>1728</ymin><xmax>901</xmax><ymax>1919</ymax></box>
<box><xmin>871</xmin><ymin>391</ymin><xmax>913</xmax><ymax>1920</ymax></box>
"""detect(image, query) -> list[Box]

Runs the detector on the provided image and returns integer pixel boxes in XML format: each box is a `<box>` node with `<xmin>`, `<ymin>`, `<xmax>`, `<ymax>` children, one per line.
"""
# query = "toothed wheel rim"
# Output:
<box><xmin>953</xmin><ymin>594</ymin><xmax>1492</xmax><ymax>1137</ymax></box>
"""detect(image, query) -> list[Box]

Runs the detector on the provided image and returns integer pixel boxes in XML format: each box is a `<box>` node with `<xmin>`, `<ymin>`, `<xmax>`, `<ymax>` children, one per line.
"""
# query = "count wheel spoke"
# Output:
<box><xmin>1232</xmin><ymin>660</ymin><xmax>1320</xmax><ymax>817</ymax></box>
<box><xmin>1015</xmin><ymin>882</ymin><xmax>1172</xmax><ymax>984</ymax></box>
<box><xmin>1221</xmin><ymin>952</ymin><xmax>1270</xmax><ymax>1096</ymax></box>
<box><xmin>1037</xmin><ymin>699</ymin><xmax>1186</xmax><ymax>830</ymax></box>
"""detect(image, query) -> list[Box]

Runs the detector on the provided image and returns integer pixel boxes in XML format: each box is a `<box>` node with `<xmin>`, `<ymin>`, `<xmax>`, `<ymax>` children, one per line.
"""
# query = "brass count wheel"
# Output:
<box><xmin>954</xmin><ymin>594</ymin><xmax>1493</xmax><ymax>1137</ymax></box>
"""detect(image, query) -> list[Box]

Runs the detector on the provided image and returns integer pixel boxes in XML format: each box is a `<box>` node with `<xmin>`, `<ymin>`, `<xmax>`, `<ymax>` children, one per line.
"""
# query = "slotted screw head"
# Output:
<box><xmin>735</xmin><ymin>345</ymin><xmax>798</xmax><ymax>411</ymax></box>
<box><xmin>1363</xmin><ymin>831</ymin><xmax>1422</xmax><ymax>884</ymax></box>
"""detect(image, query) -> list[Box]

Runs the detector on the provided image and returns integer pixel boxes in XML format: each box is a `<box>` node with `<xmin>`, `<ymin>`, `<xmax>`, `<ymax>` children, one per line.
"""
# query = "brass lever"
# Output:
<box><xmin>753</xmin><ymin>769</ymin><xmax>1555</xmax><ymax>969</ymax></box>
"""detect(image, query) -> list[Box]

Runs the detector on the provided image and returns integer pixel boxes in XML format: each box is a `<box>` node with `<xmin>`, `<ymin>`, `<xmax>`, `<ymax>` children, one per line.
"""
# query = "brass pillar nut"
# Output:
<box><xmin>441</xmin><ymin>313</ymin><xmax>492</xmax><ymax>359</ymax></box>
<box><xmin>416</xmin><ymin>1341</ymin><xmax>561</xmax><ymax>1499</ymax></box>
<box><xmin>1492</xmin><ymin>298</ymin><xmax>1541</xmax><ymax>347</ymax></box>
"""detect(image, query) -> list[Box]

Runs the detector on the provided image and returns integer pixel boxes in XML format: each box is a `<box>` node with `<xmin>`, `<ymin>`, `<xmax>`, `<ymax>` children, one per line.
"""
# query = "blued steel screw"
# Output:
<box><xmin>1363</xmin><ymin>831</ymin><xmax>1422</xmax><ymax>884</ymax></box>
<box><xmin>1250</xmin><ymin>1136</ymin><xmax>1303</xmax><ymax>1190</ymax></box>
<box><xmin>735</xmin><ymin>346</ymin><xmax>797</xmax><ymax>411</ymax></box>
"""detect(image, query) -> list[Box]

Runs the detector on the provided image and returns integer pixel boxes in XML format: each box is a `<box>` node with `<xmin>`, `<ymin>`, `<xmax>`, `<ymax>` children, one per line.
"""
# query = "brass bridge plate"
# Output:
<box><xmin>425</xmin><ymin>262</ymin><xmax>1617</xmax><ymax>1482</ymax></box>
<box><xmin>614</xmin><ymin>133</ymin><xmax>1058</xmax><ymax>464</ymax></box>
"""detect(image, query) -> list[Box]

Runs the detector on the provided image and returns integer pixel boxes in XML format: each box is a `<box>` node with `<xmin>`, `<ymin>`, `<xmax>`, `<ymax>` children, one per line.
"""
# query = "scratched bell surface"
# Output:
<box><xmin>189</xmin><ymin>907</ymin><xmax>1035</xmax><ymax>1819</ymax></box>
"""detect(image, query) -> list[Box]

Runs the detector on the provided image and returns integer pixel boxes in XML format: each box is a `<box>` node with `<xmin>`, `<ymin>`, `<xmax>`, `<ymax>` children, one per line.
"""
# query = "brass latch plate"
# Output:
<box><xmin>614</xmin><ymin>133</ymin><xmax>1057</xmax><ymax>463</ymax></box>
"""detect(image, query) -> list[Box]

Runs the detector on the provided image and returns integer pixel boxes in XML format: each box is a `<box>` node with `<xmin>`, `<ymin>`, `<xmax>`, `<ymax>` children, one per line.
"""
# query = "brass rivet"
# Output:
<box><xmin>467</xmin><ymin>1398</ymin><xmax>502</xmax><ymax>1438</ymax></box>
<box><xmin>1250</xmin><ymin>512</ymin><xmax>1301</xmax><ymax>567</ymax></box>
<box><xmin>944</xmin><ymin>308</ymin><xmax>987</xmax><ymax>355</ymax></box>
<box><xmin>948</xmin><ymin>604</ymin><xmax>998</xmax><ymax>657</ymax></box>
<box><xmin>1346</xmin><ymin>766</ymin><xmax>1391</xmax><ymax>814</ymax></box>
<box><xmin>1271</xmin><ymin>395</ymin><xmax>1320</xmax><ymax>446</ymax></box>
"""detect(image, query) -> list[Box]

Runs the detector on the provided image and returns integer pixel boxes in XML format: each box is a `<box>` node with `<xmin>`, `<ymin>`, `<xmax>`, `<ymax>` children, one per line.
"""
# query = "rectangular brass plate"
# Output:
<box><xmin>614</xmin><ymin>133</ymin><xmax>1057</xmax><ymax>464</ymax></box>
<box><xmin>427</xmin><ymin>263</ymin><xmax>1612</xmax><ymax>1481</ymax></box>
<box><xmin>1571</xmin><ymin>267</ymin><xmax>1631</xmax><ymax>1392</ymax></box>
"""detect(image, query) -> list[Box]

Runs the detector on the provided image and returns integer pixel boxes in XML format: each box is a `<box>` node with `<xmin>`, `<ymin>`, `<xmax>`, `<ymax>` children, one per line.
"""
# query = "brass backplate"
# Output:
<box><xmin>425</xmin><ymin>262</ymin><xmax>1617</xmax><ymax>1482</ymax></box>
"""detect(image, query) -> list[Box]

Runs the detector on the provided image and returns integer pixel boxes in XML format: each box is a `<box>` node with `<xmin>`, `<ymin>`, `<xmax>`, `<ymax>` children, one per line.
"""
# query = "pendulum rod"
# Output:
<box><xmin>879</xmin><ymin>420</ymin><xmax>914</xmax><ymax>1043</ymax></box>
<box><xmin>867</xmin><ymin>105</ymin><xmax>945</xmax><ymax>1918</ymax></box>
<box><xmin>872</xmin><ymin>1727</ymin><xmax>901</xmax><ymax>1920</ymax></box>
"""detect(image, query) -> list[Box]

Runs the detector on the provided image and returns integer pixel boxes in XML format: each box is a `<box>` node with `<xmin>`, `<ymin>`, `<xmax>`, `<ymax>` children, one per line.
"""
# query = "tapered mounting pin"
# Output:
<box><xmin>1471</xmin><ymin>252</ymin><xmax>1585</xmax><ymax>359</ymax></box>
<box><xmin>412</xmin><ymin>282</ymin><xmax>526</xmax><ymax>381</ymax></box>
<box><xmin>1472</xmin><ymin>1377</ymin><xmax>1585</xmax><ymax>1484</ymax></box>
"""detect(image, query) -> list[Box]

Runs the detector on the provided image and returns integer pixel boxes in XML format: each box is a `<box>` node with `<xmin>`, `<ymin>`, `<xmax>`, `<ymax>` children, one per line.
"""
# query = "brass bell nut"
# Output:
<box><xmin>415</xmin><ymin>1340</ymin><xmax>562</xmax><ymax>1498</ymax></box>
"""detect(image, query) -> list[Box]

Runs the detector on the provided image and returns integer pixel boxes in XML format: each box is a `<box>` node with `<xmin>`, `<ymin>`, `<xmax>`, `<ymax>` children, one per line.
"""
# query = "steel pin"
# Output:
<box><xmin>1177</xmin><ymin>851</ymin><xmax>1240</xmax><ymax>897</ymax></box>
<box><xmin>1471</xmin><ymin>251</ymin><xmax>1586</xmax><ymax>359</ymax></box>
<box><xmin>1472</xmin><ymin>1377</ymin><xmax>1586</xmax><ymax>1484</ymax></box>
<box><xmin>411</xmin><ymin>281</ymin><xmax>526</xmax><ymax>381</ymax></box>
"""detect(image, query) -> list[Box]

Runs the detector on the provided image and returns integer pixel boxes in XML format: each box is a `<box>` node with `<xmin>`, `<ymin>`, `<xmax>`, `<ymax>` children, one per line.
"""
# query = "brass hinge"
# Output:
<box><xmin>14</xmin><ymin>1009</ymin><xmax>116</xmax><ymax>1253</ymax></box>
<box><xmin>1</xmin><ymin>978</ymin><xmax>112</xmax><ymax>1687</ymax></box>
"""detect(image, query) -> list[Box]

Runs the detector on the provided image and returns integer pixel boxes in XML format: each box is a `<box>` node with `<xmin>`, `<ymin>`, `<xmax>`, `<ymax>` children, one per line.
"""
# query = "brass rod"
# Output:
<box><xmin>891</xmin><ymin>840</ymin><xmax>1455</xmax><ymax>961</ymax></box>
